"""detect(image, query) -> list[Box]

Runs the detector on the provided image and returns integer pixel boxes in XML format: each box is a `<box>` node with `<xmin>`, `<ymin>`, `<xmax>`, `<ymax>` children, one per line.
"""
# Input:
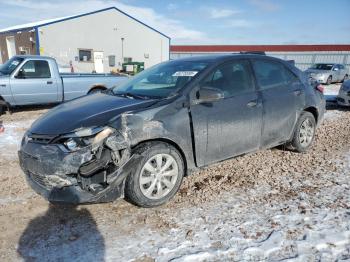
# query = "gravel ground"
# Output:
<box><xmin>0</xmin><ymin>103</ymin><xmax>349</xmax><ymax>261</ymax></box>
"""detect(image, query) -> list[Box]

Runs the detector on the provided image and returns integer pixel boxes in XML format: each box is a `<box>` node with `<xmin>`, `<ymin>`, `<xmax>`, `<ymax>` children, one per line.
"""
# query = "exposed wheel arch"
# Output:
<box><xmin>87</xmin><ymin>85</ymin><xmax>107</xmax><ymax>94</ymax></box>
<box><xmin>303</xmin><ymin>107</ymin><xmax>318</xmax><ymax>123</ymax></box>
<box><xmin>132</xmin><ymin>138</ymin><xmax>188</xmax><ymax>176</ymax></box>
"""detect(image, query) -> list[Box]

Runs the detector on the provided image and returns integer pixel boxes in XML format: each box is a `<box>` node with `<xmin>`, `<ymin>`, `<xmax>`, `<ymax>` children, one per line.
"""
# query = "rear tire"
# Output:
<box><xmin>124</xmin><ymin>142</ymin><xmax>184</xmax><ymax>208</ymax></box>
<box><xmin>326</xmin><ymin>76</ymin><xmax>332</xmax><ymax>85</ymax></box>
<box><xmin>290</xmin><ymin>112</ymin><xmax>316</xmax><ymax>153</ymax></box>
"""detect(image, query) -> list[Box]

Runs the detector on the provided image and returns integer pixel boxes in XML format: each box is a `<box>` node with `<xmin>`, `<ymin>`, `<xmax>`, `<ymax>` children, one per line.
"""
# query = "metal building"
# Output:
<box><xmin>170</xmin><ymin>45</ymin><xmax>350</xmax><ymax>71</ymax></box>
<box><xmin>0</xmin><ymin>7</ymin><xmax>170</xmax><ymax>73</ymax></box>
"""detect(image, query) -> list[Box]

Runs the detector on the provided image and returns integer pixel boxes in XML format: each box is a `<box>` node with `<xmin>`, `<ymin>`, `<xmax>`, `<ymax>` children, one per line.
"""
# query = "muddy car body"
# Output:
<box><xmin>19</xmin><ymin>54</ymin><xmax>325</xmax><ymax>207</ymax></box>
<box><xmin>337</xmin><ymin>80</ymin><xmax>350</xmax><ymax>106</ymax></box>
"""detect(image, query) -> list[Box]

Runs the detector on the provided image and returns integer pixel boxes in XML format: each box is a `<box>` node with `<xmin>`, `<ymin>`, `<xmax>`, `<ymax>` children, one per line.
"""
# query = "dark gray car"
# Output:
<box><xmin>19</xmin><ymin>54</ymin><xmax>325</xmax><ymax>207</ymax></box>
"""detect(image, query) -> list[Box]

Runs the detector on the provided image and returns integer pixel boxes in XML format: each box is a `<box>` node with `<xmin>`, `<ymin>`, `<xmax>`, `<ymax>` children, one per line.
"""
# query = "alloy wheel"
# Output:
<box><xmin>139</xmin><ymin>153</ymin><xmax>179</xmax><ymax>200</ymax></box>
<box><xmin>299</xmin><ymin>118</ymin><xmax>315</xmax><ymax>147</ymax></box>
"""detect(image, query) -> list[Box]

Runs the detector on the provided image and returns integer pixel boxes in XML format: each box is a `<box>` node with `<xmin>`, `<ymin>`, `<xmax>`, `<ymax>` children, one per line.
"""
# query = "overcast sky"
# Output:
<box><xmin>0</xmin><ymin>0</ymin><xmax>349</xmax><ymax>45</ymax></box>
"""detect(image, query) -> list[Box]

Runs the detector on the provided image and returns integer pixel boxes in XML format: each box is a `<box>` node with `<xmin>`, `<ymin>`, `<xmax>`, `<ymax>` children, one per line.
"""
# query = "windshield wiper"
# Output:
<box><xmin>114</xmin><ymin>92</ymin><xmax>150</xmax><ymax>100</ymax></box>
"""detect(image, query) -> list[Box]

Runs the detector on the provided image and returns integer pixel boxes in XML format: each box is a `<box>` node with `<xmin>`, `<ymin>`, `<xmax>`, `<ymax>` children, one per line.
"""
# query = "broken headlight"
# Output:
<box><xmin>60</xmin><ymin>127</ymin><xmax>114</xmax><ymax>152</ymax></box>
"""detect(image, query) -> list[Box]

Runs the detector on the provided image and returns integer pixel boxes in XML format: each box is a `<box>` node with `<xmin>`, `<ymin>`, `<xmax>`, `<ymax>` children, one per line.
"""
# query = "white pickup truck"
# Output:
<box><xmin>0</xmin><ymin>55</ymin><xmax>127</xmax><ymax>113</ymax></box>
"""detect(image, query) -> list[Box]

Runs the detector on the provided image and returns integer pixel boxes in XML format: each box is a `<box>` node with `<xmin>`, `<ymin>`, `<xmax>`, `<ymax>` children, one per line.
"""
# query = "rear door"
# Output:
<box><xmin>190</xmin><ymin>59</ymin><xmax>262</xmax><ymax>166</ymax></box>
<box><xmin>252</xmin><ymin>59</ymin><xmax>305</xmax><ymax>148</ymax></box>
<box><xmin>10</xmin><ymin>59</ymin><xmax>59</xmax><ymax>105</ymax></box>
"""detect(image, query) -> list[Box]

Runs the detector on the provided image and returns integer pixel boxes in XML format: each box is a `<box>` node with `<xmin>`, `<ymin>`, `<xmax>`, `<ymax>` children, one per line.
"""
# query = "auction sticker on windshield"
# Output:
<box><xmin>172</xmin><ymin>71</ymin><xmax>198</xmax><ymax>77</ymax></box>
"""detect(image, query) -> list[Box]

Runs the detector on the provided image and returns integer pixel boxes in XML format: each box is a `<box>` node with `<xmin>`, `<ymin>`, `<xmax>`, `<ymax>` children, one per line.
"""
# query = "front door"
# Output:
<box><xmin>94</xmin><ymin>51</ymin><xmax>104</xmax><ymax>73</ymax></box>
<box><xmin>252</xmin><ymin>59</ymin><xmax>305</xmax><ymax>148</ymax></box>
<box><xmin>10</xmin><ymin>59</ymin><xmax>59</xmax><ymax>105</ymax></box>
<box><xmin>190</xmin><ymin>59</ymin><xmax>262</xmax><ymax>166</ymax></box>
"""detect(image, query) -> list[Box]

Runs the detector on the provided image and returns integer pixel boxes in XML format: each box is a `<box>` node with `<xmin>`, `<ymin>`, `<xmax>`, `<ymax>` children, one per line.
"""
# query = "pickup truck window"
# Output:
<box><xmin>0</xmin><ymin>57</ymin><xmax>24</xmax><ymax>75</ymax></box>
<box><xmin>201</xmin><ymin>60</ymin><xmax>255</xmax><ymax>97</ymax></box>
<box><xmin>17</xmin><ymin>60</ymin><xmax>51</xmax><ymax>79</ymax></box>
<box><xmin>113</xmin><ymin>60</ymin><xmax>209</xmax><ymax>98</ymax></box>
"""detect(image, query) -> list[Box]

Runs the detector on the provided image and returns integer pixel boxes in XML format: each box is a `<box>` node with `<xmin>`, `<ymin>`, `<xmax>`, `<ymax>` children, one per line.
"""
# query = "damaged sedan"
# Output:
<box><xmin>19</xmin><ymin>54</ymin><xmax>325</xmax><ymax>207</ymax></box>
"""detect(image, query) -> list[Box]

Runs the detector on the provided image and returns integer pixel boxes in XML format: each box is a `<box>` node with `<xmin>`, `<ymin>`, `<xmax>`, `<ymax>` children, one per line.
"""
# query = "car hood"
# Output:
<box><xmin>305</xmin><ymin>69</ymin><xmax>330</xmax><ymax>74</ymax></box>
<box><xmin>29</xmin><ymin>93</ymin><xmax>157</xmax><ymax>135</ymax></box>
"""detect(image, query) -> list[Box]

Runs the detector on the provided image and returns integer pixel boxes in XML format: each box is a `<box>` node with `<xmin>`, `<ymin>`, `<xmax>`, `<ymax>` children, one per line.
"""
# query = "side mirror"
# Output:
<box><xmin>194</xmin><ymin>86</ymin><xmax>224</xmax><ymax>104</ymax></box>
<box><xmin>15</xmin><ymin>69</ymin><xmax>25</xmax><ymax>79</ymax></box>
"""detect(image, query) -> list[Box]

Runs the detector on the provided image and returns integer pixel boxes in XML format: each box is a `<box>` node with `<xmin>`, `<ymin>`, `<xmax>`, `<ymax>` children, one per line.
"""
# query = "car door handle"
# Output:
<box><xmin>47</xmin><ymin>81</ymin><xmax>53</xmax><ymax>85</ymax></box>
<box><xmin>0</xmin><ymin>84</ymin><xmax>6</xmax><ymax>87</ymax></box>
<box><xmin>247</xmin><ymin>100</ymin><xmax>258</xmax><ymax>107</ymax></box>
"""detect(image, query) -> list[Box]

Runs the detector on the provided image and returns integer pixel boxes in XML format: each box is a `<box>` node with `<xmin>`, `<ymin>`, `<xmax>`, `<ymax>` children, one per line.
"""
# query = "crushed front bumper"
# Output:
<box><xmin>18</xmin><ymin>137</ymin><xmax>137</xmax><ymax>204</ymax></box>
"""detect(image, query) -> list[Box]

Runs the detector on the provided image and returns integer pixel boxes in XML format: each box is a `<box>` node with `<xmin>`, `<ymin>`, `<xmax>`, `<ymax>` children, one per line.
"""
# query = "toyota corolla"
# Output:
<box><xmin>19</xmin><ymin>54</ymin><xmax>325</xmax><ymax>207</ymax></box>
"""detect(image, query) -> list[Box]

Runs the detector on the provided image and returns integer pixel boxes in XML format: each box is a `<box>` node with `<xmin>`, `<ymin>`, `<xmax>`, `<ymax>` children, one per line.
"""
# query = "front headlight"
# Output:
<box><xmin>60</xmin><ymin>127</ymin><xmax>114</xmax><ymax>151</ymax></box>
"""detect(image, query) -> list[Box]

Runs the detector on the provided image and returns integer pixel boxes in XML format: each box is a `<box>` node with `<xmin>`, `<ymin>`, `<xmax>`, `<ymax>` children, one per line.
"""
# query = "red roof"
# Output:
<box><xmin>171</xmin><ymin>45</ymin><xmax>350</xmax><ymax>52</ymax></box>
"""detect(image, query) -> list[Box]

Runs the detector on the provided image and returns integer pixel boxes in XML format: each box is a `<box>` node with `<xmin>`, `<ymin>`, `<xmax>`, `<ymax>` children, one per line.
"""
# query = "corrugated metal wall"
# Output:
<box><xmin>170</xmin><ymin>51</ymin><xmax>350</xmax><ymax>72</ymax></box>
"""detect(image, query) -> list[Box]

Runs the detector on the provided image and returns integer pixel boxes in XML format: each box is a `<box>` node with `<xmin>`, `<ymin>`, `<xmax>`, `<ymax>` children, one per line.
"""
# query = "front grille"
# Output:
<box><xmin>29</xmin><ymin>133</ymin><xmax>56</xmax><ymax>144</ymax></box>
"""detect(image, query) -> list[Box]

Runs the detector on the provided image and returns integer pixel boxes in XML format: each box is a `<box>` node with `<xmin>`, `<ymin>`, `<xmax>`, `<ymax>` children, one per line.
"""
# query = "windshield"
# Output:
<box><xmin>112</xmin><ymin>60</ymin><xmax>209</xmax><ymax>98</ymax></box>
<box><xmin>0</xmin><ymin>57</ymin><xmax>24</xmax><ymax>75</ymax></box>
<box><xmin>310</xmin><ymin>64</ymin><xmax>333</xmax><ymax>70</ymax></box>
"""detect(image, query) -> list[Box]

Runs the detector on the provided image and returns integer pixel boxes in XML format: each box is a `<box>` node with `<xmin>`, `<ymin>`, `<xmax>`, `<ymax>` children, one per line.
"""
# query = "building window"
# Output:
<box><xmin>124</xmin><ymin>57</ymin><xmax>132</xmax><ymax>63</ymax></box>
<box><xmin>78</xmin><ymin>49</ymin><xmax>92</xmax><ymax>62</ymax></box>
<box><xmin>108</xmin><ymin>55</ymin><xmax>116</xmax><ymax>67</ymax></box>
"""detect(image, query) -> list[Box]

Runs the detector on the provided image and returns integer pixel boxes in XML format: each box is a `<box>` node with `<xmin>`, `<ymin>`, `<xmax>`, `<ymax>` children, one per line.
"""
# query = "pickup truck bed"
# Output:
<box><xmin>0</xmin><ymin>55</ymin><xmax>127</xmax><ymax>110</ymax></box>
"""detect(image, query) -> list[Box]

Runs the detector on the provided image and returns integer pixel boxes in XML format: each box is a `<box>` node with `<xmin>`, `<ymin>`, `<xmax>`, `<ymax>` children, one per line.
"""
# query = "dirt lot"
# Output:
<box><xmin>0</xmin><ymin>89</ymin><xmax>349</xmax><ymax>261</ymax></box>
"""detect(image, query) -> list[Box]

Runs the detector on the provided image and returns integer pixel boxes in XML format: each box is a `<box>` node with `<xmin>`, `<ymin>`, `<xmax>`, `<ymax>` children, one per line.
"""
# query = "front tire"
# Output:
<box><xmin>326</xmin><ymin>76</ymin><xmax>332</xmax><ymax>85</ymax></box>
<box><xmin>290</xmin><ymin>112</ymin><xmax>316</xmax><ymax>153</ymax></box>
<box><xmin>125</xmin><ymin>142</ymin><xmax>184</xmax><ymax>207</ymax></box>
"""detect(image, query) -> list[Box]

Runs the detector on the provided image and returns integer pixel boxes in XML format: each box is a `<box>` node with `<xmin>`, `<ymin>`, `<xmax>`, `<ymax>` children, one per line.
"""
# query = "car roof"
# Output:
<box><xmin>171</xmin><ymin>53</ymin><xmax>282</xmax><ymax>64</ymax></box>
<box><xmin>13</xmin><ymin>55</ymin><xmax>55</xmax><ymax>60</ymax></box>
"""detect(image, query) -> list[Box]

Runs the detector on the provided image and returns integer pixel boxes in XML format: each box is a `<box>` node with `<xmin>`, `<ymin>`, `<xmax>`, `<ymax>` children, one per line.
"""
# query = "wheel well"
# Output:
<box><xmin>303</xmin><ymin>107</ymin><xmax>318</xmax><ymax>123</ymax></box>
<box><xmin>88</xmin><ymin>85</ymin><xmax>107</xmax><ymax>93</ymax></box>
<box><xmin>132</xmin><ymin>138</ymin><xmax>188</xmax><ymax>176</ymax></box>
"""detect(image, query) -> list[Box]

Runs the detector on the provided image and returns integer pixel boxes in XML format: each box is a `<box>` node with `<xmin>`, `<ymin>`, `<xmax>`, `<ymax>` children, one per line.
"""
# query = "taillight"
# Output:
<box><xmin>316</xmin><ymin>84</ymin><xmax>324</xmax><ymax>93</ymax></box>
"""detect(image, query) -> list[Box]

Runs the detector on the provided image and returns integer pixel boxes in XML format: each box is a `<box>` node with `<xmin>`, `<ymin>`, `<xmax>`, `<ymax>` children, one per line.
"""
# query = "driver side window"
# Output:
<box><xmin>201</xmin><ymin>60</ymin><xmax>254</xmax><ymax>97</ymax></box>
<box><xmin>17</xmin><ymin>60</ymin><xmax>51</xmax><ymax>79</ymax></box>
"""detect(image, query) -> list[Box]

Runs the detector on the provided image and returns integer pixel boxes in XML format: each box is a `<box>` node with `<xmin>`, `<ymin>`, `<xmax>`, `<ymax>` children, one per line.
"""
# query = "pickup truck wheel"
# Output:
<box><xmin>88</xmin><ymin>88</ymin><xmax>104</xmax><ymax>95</ymax></box>
<box><xmin>125</xmin><ymin>142</ymin><xmax>184</xmax><ymax>207</ymax></box>
<box><xmin>326</xmin><ymin>76</ymin><xmax>332</xmax><ymax>85</ymax></box>
<box><xmin>290</xmin><ymin>112</ymin><xmax>316</xmax><ymax>153</ymax></box>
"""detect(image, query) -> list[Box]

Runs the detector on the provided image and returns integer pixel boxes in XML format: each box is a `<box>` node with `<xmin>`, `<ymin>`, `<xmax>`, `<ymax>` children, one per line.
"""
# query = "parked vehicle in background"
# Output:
<box><xmin>304</xmin><ymin>63</ymin><xmax>348</xmax><ymax>85</ymax></box>
<box><xmin>337</xmin><ymin>79</ymin><xmax>350</xmax><ymax>106</ymax></box>
<box><xmin>19</xmin><ymin>54</ymin><xmax>325</xmax><ymax>207</ymax></box>
<box><xmin>0</xmin><ymin>55</ymin><xmax>127</xmax><ymax>114</ymax></box>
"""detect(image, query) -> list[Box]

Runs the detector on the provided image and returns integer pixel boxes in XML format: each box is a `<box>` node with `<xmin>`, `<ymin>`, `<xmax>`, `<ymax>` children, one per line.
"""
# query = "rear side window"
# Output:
<box><xmin>252</xmin><ymin>60</ymin><xmax>298</xmax><ymax>90</ymax></box>
<box><xmin>18</xmin><ymin>60</ymin><xmax>51</xmax><ymax>78</ymax></box>
<box><xmin>202</xmin><ymin>60</ymin><xmax>255</xmax><ymax>97</ymax></box>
